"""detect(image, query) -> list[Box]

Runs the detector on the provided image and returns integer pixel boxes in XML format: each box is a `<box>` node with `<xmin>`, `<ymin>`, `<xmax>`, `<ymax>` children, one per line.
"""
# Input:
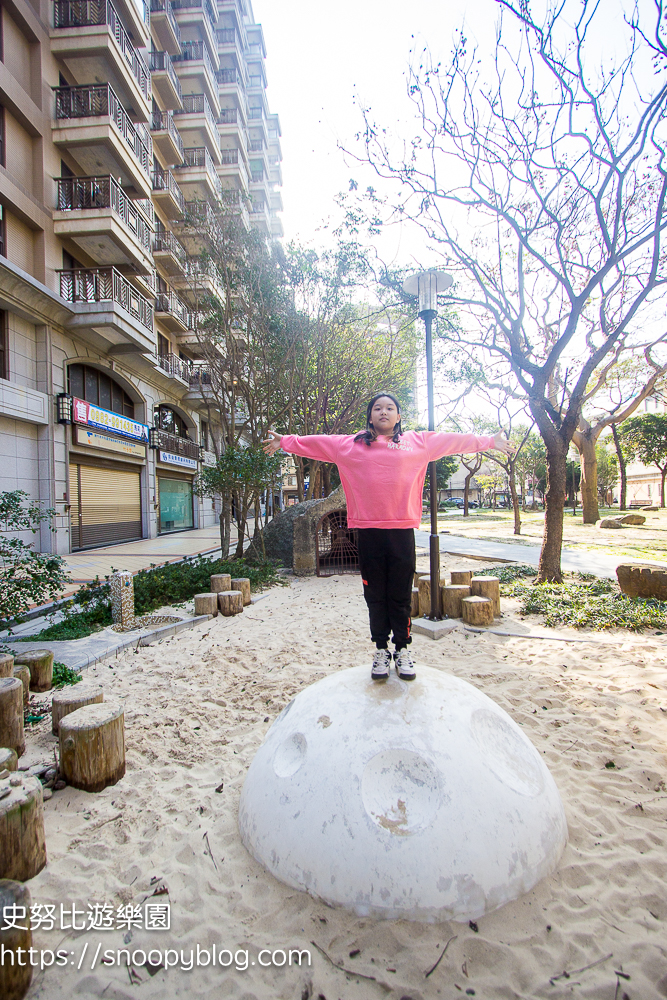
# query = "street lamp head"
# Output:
<box><xmin>402</xmin><ymin>269</ymin><xmax>453</xmax><ymax>317</ymax></box>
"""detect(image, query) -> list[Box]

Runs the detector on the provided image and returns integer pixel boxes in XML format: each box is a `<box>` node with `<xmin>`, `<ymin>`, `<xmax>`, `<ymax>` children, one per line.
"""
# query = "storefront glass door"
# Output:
<box><xmin>158</xmin><ymin>478</ymin><xmax>193</xmax><ymax>532</ymax></box>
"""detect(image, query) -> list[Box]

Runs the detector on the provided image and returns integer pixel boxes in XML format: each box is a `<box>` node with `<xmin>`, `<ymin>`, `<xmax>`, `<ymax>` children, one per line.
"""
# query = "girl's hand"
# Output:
<box><xmin>492</xmin><ymin>431</ymin><xmax>515</xmax><ymax>455</ymax></box>
<box><xmin>262</xmin><ymin>429</ymin><xmax>282</xmax><ymax>455</ymax></box>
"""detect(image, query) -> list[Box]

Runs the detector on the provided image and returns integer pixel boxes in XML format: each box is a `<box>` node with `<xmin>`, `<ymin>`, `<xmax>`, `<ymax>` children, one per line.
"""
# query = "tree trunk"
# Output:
<box><xmin>661</xmin><ymin>466</ymin><xmax>667</xmax><ymax>508</ymax></box>
<box><xmin>536</xmin><ymin>439</ymin><xmax>568</xmax><ymax>583</ymax></box>
<box><xmin>295</xmin><ymin>457</ymin><xmax>305</xmax><ymax>502</ymax></box>
<box><xmin>0</xmin><ymin>678</ymin><xmax>24</xmax><ymax>757</ymax></box>
<box><xmin>573</xmin><ymin>428</ymin><xmax>600</xmax><ymax>523</ymax></box>
<box><xmin>219</xmin><ymin>495</ymin><xmax>231</xmax><ymax>560</ymax></box>
<box><xmin>306</xmin><ymin>461</ymin><xmax>320</xmax><ymax>500</ymax></box>
<box><xmin>508</xmin><ymin>462</ymin><xmax>521</xmax><ymax>535</ymax></box>
<box><xmin>463</xmin><ymin>469</ymin><xmax>474</xmax><ymax>516</ymax></box>
<box><xmin>322</xmin><ymin>463</ymin><xmax>331</xmax><ymax>497</ymax></box>
<box><xmin>611</xmin><ymin>421</ymin><xmax>627</xmax><ymax>510</ymax></box>
<box><xmin>52</xmin><ymin>684</ymin><xmax>104</xmax><ymax>736</ymax></box>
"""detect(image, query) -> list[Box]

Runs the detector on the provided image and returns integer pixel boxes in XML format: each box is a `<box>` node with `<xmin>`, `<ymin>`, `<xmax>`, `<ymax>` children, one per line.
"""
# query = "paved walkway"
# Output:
<box><xmin>415</xmin><ymin>530</ymin><xmax>667</xmax><ymax>579</ymax></box>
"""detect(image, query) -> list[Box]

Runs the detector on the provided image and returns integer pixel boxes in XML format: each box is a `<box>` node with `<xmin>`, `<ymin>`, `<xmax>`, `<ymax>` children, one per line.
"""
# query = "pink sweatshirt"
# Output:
<box><xmin>280</xmin><ymin>430</ymin><xmax>495</xmax><ymax>529</ymax></box>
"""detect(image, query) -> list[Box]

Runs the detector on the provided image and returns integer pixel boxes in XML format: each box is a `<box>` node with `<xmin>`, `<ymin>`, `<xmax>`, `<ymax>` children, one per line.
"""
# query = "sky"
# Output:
<box><xmin>254</xmin><ymin>0</ymin><xmax>482</xmax><ymax>254</ymax></box>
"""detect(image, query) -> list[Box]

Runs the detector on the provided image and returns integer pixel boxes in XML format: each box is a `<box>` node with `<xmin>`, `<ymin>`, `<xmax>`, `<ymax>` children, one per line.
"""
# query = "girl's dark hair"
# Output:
<box><xmin>354</xmin><ymin>392</ymin><xmax>403</xmax><ymax>446</ymax></box>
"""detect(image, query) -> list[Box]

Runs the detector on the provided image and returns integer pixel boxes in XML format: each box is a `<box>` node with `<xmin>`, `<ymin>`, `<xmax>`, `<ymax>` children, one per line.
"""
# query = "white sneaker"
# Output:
<box><xmin>394</xmin><ymin>649</ymin><xmax>416</xmax><ymax>681</ymax></box>
<box><xmin>371</xmin><ymin>648</ymin><xmax>391</xmax><ymax>681</ymax></box>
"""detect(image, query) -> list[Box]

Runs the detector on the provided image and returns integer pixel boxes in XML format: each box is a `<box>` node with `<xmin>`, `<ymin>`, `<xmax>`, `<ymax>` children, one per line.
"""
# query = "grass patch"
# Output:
<box><xmin>475</xmin><ymin>564</ymin><xmax>537</xmax><ymax>585</ymax></box>
<box><xmin>509</xmin><ymin>579</ymin><xmax>667</xmax><ymax>631</ymax></box>
<box><xmin>53</xmin><ymin>661</ymin><xmax>81</xmax><ymax>687</ymax></box>
<box><xmin>15</xmin><ymin>606</ymin><xmax>112</xmax><ymax>642</ymax></box>
<box><xmin>132</xmin><ymin>556</ymin><xmax>281</xmax><ymax>614</ymax></box>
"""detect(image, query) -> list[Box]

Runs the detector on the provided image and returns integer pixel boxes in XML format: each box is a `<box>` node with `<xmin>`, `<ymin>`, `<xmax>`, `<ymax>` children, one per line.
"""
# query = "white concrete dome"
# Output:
<box><xmin>239</xmin><ymin>665</ymin><xmax>567</xmax><ymax>922</ymax></box>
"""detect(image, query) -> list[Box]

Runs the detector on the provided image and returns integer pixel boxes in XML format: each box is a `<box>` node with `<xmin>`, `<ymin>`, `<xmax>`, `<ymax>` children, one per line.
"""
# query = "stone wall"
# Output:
<box><xmin>245</xmin><ymin>486</ymin><xmax>347</xmax><ymax>575</ymax></box>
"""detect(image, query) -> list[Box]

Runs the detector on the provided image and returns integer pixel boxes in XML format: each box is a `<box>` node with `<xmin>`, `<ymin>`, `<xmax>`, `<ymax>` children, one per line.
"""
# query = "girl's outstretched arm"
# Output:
<box><xmin>424</xmin><ymin>430</ymin><xmax>515</xmax><ymax>460</ymax></box>
<box><xmin>262</xmin><ymin>431</ymin><xmax>342</xmax><ymax>463</ymax></box>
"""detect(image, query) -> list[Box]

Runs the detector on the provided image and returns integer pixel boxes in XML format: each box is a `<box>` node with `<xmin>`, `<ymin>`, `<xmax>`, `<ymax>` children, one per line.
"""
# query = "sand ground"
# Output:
<box><xmin>17</xmin><ymin>559</ymin><xmax>667</xmax><ymax>1000</ymax></box>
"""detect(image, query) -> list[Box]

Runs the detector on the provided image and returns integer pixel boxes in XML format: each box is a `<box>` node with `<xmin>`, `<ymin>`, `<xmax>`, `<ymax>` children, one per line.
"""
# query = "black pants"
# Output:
<box><xmin>357</xmin><ymin>528</ymin><xmax>415</xmax><ymax>649</ymax></box>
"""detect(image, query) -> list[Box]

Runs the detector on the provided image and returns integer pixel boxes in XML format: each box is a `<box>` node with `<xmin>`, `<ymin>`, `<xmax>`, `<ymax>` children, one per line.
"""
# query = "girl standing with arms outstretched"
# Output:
<box><xmin>263</xmin><ymin>393</ymin><xmax>513</xmax><ymax>682</ymax></box>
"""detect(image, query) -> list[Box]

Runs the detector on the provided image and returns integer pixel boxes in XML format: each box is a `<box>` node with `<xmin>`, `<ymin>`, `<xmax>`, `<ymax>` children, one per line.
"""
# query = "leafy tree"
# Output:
<box><xmin>595</xmin><ymin>445</ymin><xmax>619</xmax><ymax>506</ymax></box>
<box><xmin>344</xmin><ymin>0</ymin><xmax>667</xmax><ymax>580</ymax></box>
<box><xmin>0</xmin><ymin>491</ymin><xmax>70</xmax><ymax>630</ymax></box>
<box><xmin>194</xmin><ymin>447</ymin><xmax>283</xmax><ymax>558</ymax></box>
<box><xmin>619</xmin><ymin>414</ymin><xmax>667</xmax><ymax>507</ymax></box>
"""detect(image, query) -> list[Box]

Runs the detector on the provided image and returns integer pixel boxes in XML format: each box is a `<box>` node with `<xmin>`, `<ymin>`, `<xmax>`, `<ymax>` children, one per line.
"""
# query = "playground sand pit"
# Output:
<box><xmin>20</xmin><ymin>566</ymin><xmax>667</xmax><ymax>999</ymax></box>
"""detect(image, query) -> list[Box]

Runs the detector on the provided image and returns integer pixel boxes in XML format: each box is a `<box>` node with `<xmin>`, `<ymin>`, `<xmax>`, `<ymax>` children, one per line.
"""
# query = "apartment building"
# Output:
<box><xmin>0</xmin><ymin>0</ymin><xmax>282</xmax><ymax>553</ymax></box>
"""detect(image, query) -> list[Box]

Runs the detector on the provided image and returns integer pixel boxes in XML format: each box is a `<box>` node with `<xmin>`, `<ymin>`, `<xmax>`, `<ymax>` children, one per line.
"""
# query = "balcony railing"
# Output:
<box><xmin>55</xmin><ymin>84</ymin><xmax>151</xmax><ymax>176</ymax></box>
<box><xmin>189</xmin><ymin>364</ymin><xmax>212</xmax><ymax>387</ymax></box>
<box><xmin>153</xmin><ymin>227</ymin><xmax>186</xmax><ymax>265</ymax></box>
<box><xmin>152</xmin><ymin>164</ymin><xmax>185</xmax><ymax>213</ymax></box>
<box><xmin>249</xmin><ymin>200</ymin><xmax>266</xmax><ymax>215</ymax></box>
<box><xmin>153</xmin><ymin>427</ymin><xmax>200</xmax><ymax>459</ymax></box>
<box><xmin>155</xmin><ymin>289</ymin><xmax>189</xmax><ymax>326</ymax></box>
<box><xmin>216</xmin><ymin>67</ymin><xmax>238</xmax><ymax>86</ymax></box>
<box><xmin>59</xmin><ymin>267</ymin><xmax>154</xmax><ymax>331</ymax></box>
<box><xmin>170</xmin><ymin>0</ymin><xmax>216</xmax><ymax>34</ymax></box>
<box><xmin>176</xmin><ymin>146</ymin><xmax>220</xmax><ymax>195</ymax></box>
<box><xmin>248</xmin><ymin>138</ymin><xmax>263</xmax><ymax>152</ymax></box>
<box><xmin>186</xmin><ymin>256</ymin><xmax>223</xmax><ymax>289</ymax></box>
<box><xmin>220</xmin><ymin>147</ymin><xmax>238</xmax><ymax>166</ymax></box>
<box><xmin>173</xmin><ymin>39</ymin><xmax>215</xmax><ymax>79</ymax></box>
<box><xmin>174</xmin><ymin>93</ymin><xmax>217</xmax><ymax>136</ymax></box>
<box><xmin>250</xmin><ymin>169</ymin><xmax>263</xmax><ymax>183</ymax></box>
<box><xmin>56</xmin><ymin>175</ymin><xmax>153</xmax><ymax>252</ymax></box>
<box><xmin>218</xmin><ymin>107</ymin><xmax>237</xmax><ymax>125</ymax></box>
<box><xmin>247</xmin><ymin>105</ymin><xmax>262</xmax><ymax>120</ymax></box>
<box><xmin>151</xmin><ymin>109</ymin><xmax>184</xmax><ymax>159</ymax></box>
<box><xmin>53</xmin><ymin>0</ymin><xmax>150</xmax><ymax>101</ymax></box>
<box><xmin>149</xmin><ymin>49</ymin><xmax>182</xmax><ymax>100</ymax></box>
<box><xmin>156</xmin><ymin>351</ymin><xmax>191</xmax><ymax>380</ymax></box>
<box><xmin>216</xmin><ymin>28</ymin><xmax>236</xmax><ymax>45</ymax></box>
<box><xmin>150</xmin><ymin>0</ymin><xmax>180</xmax><ymax>41</ymax></box>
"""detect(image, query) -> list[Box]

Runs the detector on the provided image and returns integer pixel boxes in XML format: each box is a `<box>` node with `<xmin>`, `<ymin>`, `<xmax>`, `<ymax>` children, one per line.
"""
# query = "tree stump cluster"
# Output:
<box><xmin>12</xmin><ymin>668</ymin><xmax>29</xmax><ymax>708</ymax></box>
<box><xmin>418</xmin><ymin>575</ymin><xmax>442</xmax><ymax>617</ymax></box>
<box><xmin>442</xmin><ymin>584</ymin><xmax>471</xmax><ymax>618</ymax></box>
<box><xmin>0</xmin><ymin>679</ymin><xmax>24</xmax><ymax>757</ymax></box>
<box><xmin>450</xmin><ymin>570</ymin><xmax>472</xmax><ymax>586</ymax></box>
<box><xmin>471</xmin><ymin>576</ymin><xmax>501</xmax><ymax>617</ymax></box>
<box><xmin>219</xmin><ymin>591</ymin><xmax>243</xmax><ymax>616</ymax></box>
<box><xmin>59</xmin><ymin>702</ymin><xmax>125</xmax><ymax>793</ymax></box>
<box><xmin>52</xmin><ymin>684</ymin><xmax>104</xmax><ymax>736</ymax></box>
<box><xmin>0</xmin><ymin>774</ymin><xmax>46</xmax><ymax>881</ymax></box>
<box><xmin>194</xmin><ymin>593</ymin><xmax>218</xmax><ymax>617</ymax></box>
<box><xmin>462</xmin><ymin>596</ymin><xmax>495</xmax><ymax>626</ymax></box>
<box><xmin>12</xmin><ymin>650</ymin><xmax>53</xmax><ymax>693</ymax></box>
<box><xmin>210</xmin><ymin>574</ymin><xmax>231</xmax><ymax>593</ymax></box>
<box><xmin>0</xmin><ymin>879</ymin><xmax>34</xmax><ymax>1000</ymax></box>
<box><xmin>232</xmin><ymin>577</ymin><xmax>251</xmax><ymax>606</ymax></box>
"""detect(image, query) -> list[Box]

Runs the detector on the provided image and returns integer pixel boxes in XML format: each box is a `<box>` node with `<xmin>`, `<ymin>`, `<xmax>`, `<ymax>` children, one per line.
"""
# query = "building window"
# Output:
<box><xmin>0</xmin><ymin>204</ymin><xmax>5</xmax><ymax>258</ymax></box>
<box><xmin>0</xmin><ymin>106</ymin><xmax>5</xmax><ymax>168</ymax></box>
<box><xmin>68</xmin><ymin>363</ymin><xmax>135</xmax><ymax>417</ymax></box>
<box><xmin>0</xmin><ymin>311</ymin><xmax>7</xmax><ymax>380</ymax></box>
<box><xmin>155</xmin><ymin>404</ymin><xmax>189</xmax><ymax>437</ymax></box>
<box><xmin>200</xmin><ymin>419</ymin><xmax>208</xmax><ymax>450</ymax></box>
<box><xmin>158</xmin><ymin>332</ymin><xmax>169</xmax><ymax>357</ymax></box>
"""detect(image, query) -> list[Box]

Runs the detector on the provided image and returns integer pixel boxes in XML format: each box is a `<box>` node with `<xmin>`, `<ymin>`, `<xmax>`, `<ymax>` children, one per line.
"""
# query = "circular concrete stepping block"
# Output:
<box><xmin>52</xmin><ymin>684</ymin><xmax>104</xmax><ymax>735</ymax></box>
<box><xmin>239</xmin><ymin>665</ymin><xmax>567</xmax><ymax>922</ymax></box>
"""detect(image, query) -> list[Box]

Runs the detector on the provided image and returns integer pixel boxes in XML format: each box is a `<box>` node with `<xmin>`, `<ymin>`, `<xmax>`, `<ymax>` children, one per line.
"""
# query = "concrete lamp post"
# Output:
<box><xmin>402</xmin><ymin>269</ymin><xmax>453</xmax><ymax>620</ymax></box>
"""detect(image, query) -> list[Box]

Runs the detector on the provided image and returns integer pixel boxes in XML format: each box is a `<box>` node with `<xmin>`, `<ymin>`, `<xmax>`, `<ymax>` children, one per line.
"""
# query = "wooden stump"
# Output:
<box><xmin>442</xmin><ymin>584</ymin><xmax>471</xmax><ymax>619</ymax></box>
<box><xmin>13</xmin><ymin>649</ymin><xmax>53</xmax><ymax>693</ymax></box>
<box><xmin>0</xmin><ymin>775</ymin><xmax>47</xmax><ymax>880</ymax></box>
<box><xmin>462</xmin><ymin>596</ymin><xmax>494</xmax><ymax>627</ymax></box>
<box><xmin>0</xmin><ymin>680</ymin><xmax>24</xmax><ymax>758</ymax></box>
<box><xmin>0</xmin><ymin>748</ymin><xmax>18</xmax><ymax>773</ymax></box>
<box><xmin>194</xmin><ymin>593</ymin><xmax>218</xmax><ymax>617</ymax></box>
<box><xmin>218</xmin><ymin>590</ymin><xmax>243</xmax><ymax>617</ymax></box>
<box><xmin>471</xmin><ymin>576</ymin><xmax>501</xmax><ymax>617</ymax></box>
<box><xmin>59</xmin><ymin>702</ymin><xmax>125</xmax><ymax>793</ymax></box>
<box><xmin>0</xmin><ymin>880</ymin><xmax>33</xmax><ymax>1000</ymax></box>
<box><xmin>12</xmin><ymin>668</ymin><xmax>29</xmax><ymax>708</ymax></box>
<box><xmin>450</xmin><ymin>570</ymin><xmax>472</xmax><ymax>587</ymax></box>
<box><xmin>418</xmin><ymin>576</ymin><xmax>442</xmax><ymax>617</ymax></box>
<box><xmin>413</xmin><ymin>571</ymin><xmax>428</xmax><ymax>588</ymax></box>
<box><xmin>210</xmin><ymin>574</ymin><xmax>231</xmax><ymax>593</ymax></box>
<box><xmin>411</xmin><ymin>587</ymin><xmax>420</xmax><ymax>616</ymax></box>
<box><xmin>0</xmin><ymin>654</ymin><xmax>13</xmax><ymax>679</ymax></box>
<box><xmin>231</xmin><ymin>577</ymin><xmax>251</xmax><ymax>606</ymax></box>
<box><xmin>52</xmin><ymin>684</ymin><xmax>104</xmax><ymax>736</ymax></box>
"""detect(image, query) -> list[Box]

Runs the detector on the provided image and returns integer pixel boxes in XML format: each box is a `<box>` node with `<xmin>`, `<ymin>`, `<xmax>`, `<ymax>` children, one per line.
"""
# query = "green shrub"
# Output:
<box><xmin>132</xmin><ymin>555</ymin><xmax>279</xmax><ymax>614</ymax></box>
<box><xmin>475</xmin><ymin>564</ymin><xmax>537</xmax><ymax>586</ymax></box>
<box><xmin>15</xmin><ymin>605</ymin><xmax>112</xmax><ymax>641</ymax></box>
<box><xmin>510</xmin><ymin>580</ymin><xmax>666</xmax><ymax>631</ymax></box>
<box><xmin>52</xmin><ymin>661</ymin><xmax>81</xmax><ymax>687</ymax></box>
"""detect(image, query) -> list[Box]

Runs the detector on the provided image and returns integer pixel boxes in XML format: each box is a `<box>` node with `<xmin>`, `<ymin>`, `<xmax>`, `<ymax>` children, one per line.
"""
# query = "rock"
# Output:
<box><xmin>620</xmin><ymin>514</ymin><xmax>646</xmax><ymax>525</ymax></box>
<box><xmin>642</xmin><ymin>505</ymin><xmax>660</xmax><ymax>511</ymax></box>
<box><xmin>616</xmin><ymin>563</ymin><xmax>667</xmax><ymax>600</ymax></box>
<box><xmin>53</xmin><ymin>780</ymin><xmax>66</xmax><ymax>791</ymax></box>
<box><xmin>9</xmin><ymin>776</ymin><xmax>22</xmax><ymax>787</ymax></box>
<box><xmin>598</xmin><ymin>518</ymin><xmax>623</xmax><ymax>529</ymax></box>
<box><xmin>42</xmin><ymin>788</ymin><xmax>52</xmax><ymax>801</ymax></box>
